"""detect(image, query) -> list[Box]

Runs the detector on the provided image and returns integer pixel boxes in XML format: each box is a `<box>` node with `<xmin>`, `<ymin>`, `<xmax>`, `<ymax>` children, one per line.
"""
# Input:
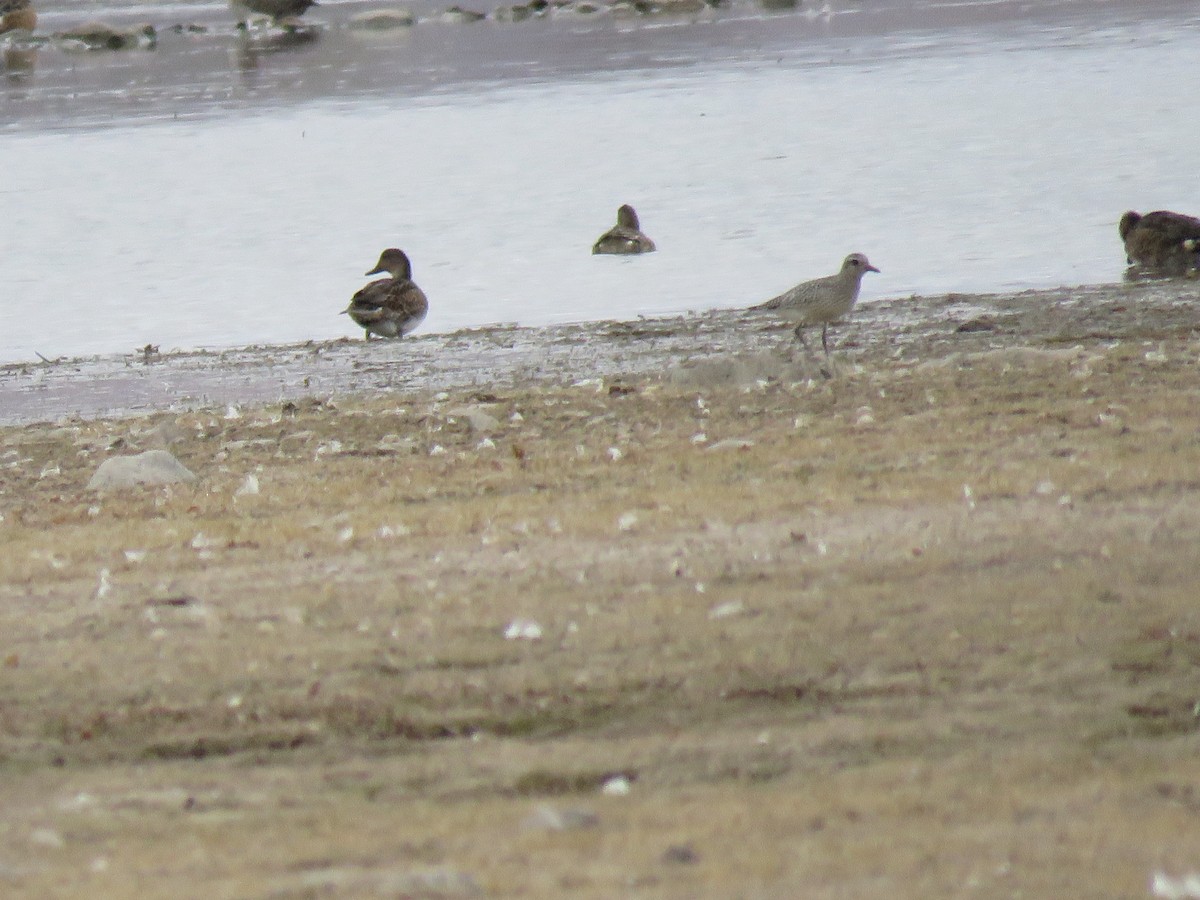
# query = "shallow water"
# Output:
<box><xmin>2</xmin><ymin>0</ymin><xmax>1198</xmax><ymax>362</ymax></box>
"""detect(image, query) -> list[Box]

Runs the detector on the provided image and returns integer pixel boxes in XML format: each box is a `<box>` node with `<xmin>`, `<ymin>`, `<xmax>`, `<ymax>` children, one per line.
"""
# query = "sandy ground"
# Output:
<box><xmin>2</xmin><ymin>279</ymin><xmax>1200</xmax><ymax>898</ymax></box>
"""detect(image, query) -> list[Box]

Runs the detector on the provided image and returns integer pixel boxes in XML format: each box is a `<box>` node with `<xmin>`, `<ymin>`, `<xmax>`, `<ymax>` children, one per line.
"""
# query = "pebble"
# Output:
<box><xmin>445</xmin><ymin>405</ymin><xmax>501</xmax><ymax>433</ymax></box>
<box><xmin>504</xmin><ymin>619</ymin><xmax>543</xmax><ymax>641</ymax></box>
<box><xmin>524</xmin><ymin>804</ymin><xmax>600</xmax><ymax>831</ymax></box>
<box><xmin>86</xmin><ymin>450</ymin><xmax>196</xmax><ymax>490</ymax></box>
<box><xmin>601</xmin><ymin>775</ymin><xmax>631</xmax><ymax>796</ymax></box>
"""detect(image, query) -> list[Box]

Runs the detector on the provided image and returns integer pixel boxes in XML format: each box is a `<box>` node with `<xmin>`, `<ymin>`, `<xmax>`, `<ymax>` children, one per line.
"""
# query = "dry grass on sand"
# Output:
<box><xmin>2</xmin><ymin>287</ymin><xmax>1200</xmax><ymax>897</ymax></box>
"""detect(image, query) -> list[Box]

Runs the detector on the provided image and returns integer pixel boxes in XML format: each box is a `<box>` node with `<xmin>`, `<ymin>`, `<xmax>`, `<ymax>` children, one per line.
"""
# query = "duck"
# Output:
<box><xmin>342</xmin><ymin>248</ymin><xmax>429</xmax><ymax>339</ymax></box>
<box><xmin>436</xmin><ymin>5</ymin><xmax>486</xmax><ymax>23</ymax></box>
<box><xmin>1119</xmin><ymin>210</ymin><xmax>1200</xmax><ymax>277</ymax></box>
<box><xmin>55</xmin><ymin>21</ymin><xmax>157</xmax><ymax>50</ymax></box>
<box><xmin>592</xmin><ymin>204</ymin><xmax>656</xmax><ymax>255</ymax></box>
<box><xmin>230</xmin><ymin>0</ymin><xmax>318</xmax><ymax>27</ymax></box>
<box><xmin>0</xmin><ymin>0</ymin><xmax>36</xmax><ymax>34</ymax></box>
<box><xmin>347</xmin><ymin>9</ymin><xmax>416</xmax><ymax>29</ymax></box>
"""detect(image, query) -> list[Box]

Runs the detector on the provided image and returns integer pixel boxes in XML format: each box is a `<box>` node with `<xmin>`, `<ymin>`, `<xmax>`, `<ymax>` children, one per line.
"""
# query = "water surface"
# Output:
<box><xmin>2</xmin><ymin>0</ymin><xmax>1197</xmax><ymax>362</ymax></box>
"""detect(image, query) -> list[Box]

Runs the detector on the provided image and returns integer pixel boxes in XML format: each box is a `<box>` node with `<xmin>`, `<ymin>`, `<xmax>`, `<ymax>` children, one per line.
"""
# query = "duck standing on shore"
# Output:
<box><xmin>1119</xmin><ymin>210</ymin><xmax>1200</xmax><ymax>277</ymax></box>
<box><xmin>342</xmin><ymin>248</ymin><xmax>429</xmax><ymax>340</ymax></box>
<box><xmin>751</xmin><ymin>252</ymin><xmax>879</xmax><ymax>358</ymax></box>
<box><xmin>0</xmin><ymin>0</ymin><xmax>36</xmax><ymax>34</ymax></box>
<box><xmin>231</xmin><ymin>0</ymin><xmax>317</xmax><ymax>27</ymax></box>
<box><xmin>592</xmin><ymin>204</ymin><xmax>656</xmax><ymax>255</ymax></box>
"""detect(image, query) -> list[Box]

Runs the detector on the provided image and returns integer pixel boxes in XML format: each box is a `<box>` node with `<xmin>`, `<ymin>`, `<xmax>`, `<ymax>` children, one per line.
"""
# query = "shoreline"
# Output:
<box><xmin>1</xmin><ymin>279</ymin><xmax>1196</xmax><ymax>428</ymax></box>
<box><xmin>2</xmin><ymin>273</ymin><xmax>1200</xmax><ymax>896</ymax></box>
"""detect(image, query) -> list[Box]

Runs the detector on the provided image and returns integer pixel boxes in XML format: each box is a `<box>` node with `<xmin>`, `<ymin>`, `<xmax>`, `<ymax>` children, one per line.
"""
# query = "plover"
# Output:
<box><xmin>752</xmin><ymin>252</ymin><xmax>879</xmax><ymax>356</ymax></box>
<box><xmin>0</xmin><ymin>0</ymin><xmax>37</xmax><ymax>34</ymax></box>
<box><xmin>1119</xmin><ymin>210</ymin><xmax>1200</xmax><ymax>277</ymax></box>
<box><xmin>592</xmin><ymin>204</ymin><xmax>657</xmax><ymax>255</ymax></box>
<box><xmin>342</xmin><ymin>248</ymin><xmax>429</xmax><ymax>340</ymax></box>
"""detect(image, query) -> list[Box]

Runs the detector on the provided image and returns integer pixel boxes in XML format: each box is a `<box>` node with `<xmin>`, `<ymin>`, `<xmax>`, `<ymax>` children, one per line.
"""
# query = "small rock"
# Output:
<box><xmin>601</xmin><ymin>775</ymin><xmax>631</xmax><ymax>796</ymax></box>
<box><xmin>234</xmin><ymin>473</ymin><xmax>260</xmax><ymax>497</ymax></box>
<box><xmin>662</xmin><ymin>844</ymin><xmax>699</xmax><ymax>865</ymax></box>
<box><xmin>524</xmin><ymin>804</ymin><xmax>600</xmax><ymax>831</ymax></box>
<box><xmin>376</xmin><ymin>523</ymin><xmax>411</xmax><ymax>539</ymax></box>
<box><xmin>708</xmin><ymin>600</ymin><xmax>744</xmax><ymax>620</ymax></box>
<box><xmin>190</xmin><ymin>532</ymin><xmax>220</xmax><ymax>550</ymax></box>
<box><xmin>1152</xmin><ymin>871</ymin><xmax>1200</xmax><ymax>899</ymax></box>
<box><xmin>87</xmin><ymin>450</ymin><xmax>196</xmax><ymax>490</ymax></box>
<box><xmin>29</xmin><ymin>828</ymin><xmax>64</xmax><ymax>848</ymax></box>
<box><xmin>504</xmin><ymin>619</ymin><xmax>543</xmax><ymax>641</ymax></box>
<box><xmin>706</xmin><ymin>438</ymin><xmax>753</xmax><ymax>452</ymax></box>
<box><xmin>954</xmin><ymin>317</ymin><xmax>996</xmax><ymax>333</ymax></box>
<box><xmin>446</xmin><ymin>405</ymin><xmax>501</xmax><ymax>433</ymax></box>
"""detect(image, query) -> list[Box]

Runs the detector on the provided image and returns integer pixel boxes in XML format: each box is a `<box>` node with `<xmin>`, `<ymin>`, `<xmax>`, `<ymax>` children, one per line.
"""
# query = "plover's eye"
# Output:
<box><xmin>850</xmin><ymin>258</ymin><xmax>860</xmax><ymax>266</ymax></box>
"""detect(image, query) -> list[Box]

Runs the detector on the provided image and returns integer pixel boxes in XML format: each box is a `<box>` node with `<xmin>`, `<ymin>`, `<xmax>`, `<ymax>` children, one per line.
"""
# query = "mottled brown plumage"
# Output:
<box><xmin>752</xmin><ymin>252</ymin><xmax>879</xmax><ymax>356</ymax></box>
<box><xmin>0</xmin><ymin>0</ymin><xmax>37</xmax><ymax>34</ymax></box>
<box><xmin>56</xmin><ymin>21</ymin><xmax>157</xmax><ymax>50</ymax></box>
<box><xmin>343</xmin><ymin>248</ymin><xmax>429</xmax><ymax>340</ymax></box>
<box><xmin>1119</xmin><ymin>210</ymin><xmax>1200</xmax><ymax>277</ymax></box>
<box><xmin>592</xmin><ymin>204</ymin><xmax>656</xmax><ymax>255</ymax></box>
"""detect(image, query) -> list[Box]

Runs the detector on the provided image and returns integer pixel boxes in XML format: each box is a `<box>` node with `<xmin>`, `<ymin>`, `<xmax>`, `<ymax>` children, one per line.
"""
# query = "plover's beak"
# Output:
<box><xmin>365</xmin><ymin>266</ymin><xmax>384</xmax><ymax>276</ymax></box>
<box><xmin>866</xmin><ymin>264</ymin><xmax>881</xmax><ymax>273</ymax></box>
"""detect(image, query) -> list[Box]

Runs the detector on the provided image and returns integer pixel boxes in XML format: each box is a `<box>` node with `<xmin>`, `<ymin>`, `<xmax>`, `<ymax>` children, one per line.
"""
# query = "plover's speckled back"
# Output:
<box><xmin>592</xmin><ymin>204</ymin><xmax>656</xmax><ymax>255</ymax></box>
<box><xmin>1119</xmin><ymin>210</ymin><xmax>1200</xmax><ymax>277</ymax></box>
<box><xmin>751</xmin><ymin>252</ymin><xmax>879</xmax><ymax>356</ymax></box>
<box><xmin>342</xmin><ymin>248</ymin><xmax>429</xmax><ymax>340</ymax></box>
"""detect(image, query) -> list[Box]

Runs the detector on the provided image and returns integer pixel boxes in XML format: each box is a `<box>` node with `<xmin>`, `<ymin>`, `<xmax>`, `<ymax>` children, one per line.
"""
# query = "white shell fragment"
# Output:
<box><xmin>504</xmin><ymin>619</ymin><xmax>543</xmax><ymax>641</ymax></box>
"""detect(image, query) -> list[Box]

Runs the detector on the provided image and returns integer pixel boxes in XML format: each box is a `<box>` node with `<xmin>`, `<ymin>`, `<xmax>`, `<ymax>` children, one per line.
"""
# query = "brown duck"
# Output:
<box><xmin>592</xmin><ymin>204</ymin><xmax>656</xmax><ymax>255</ymax></box>
<box><xmin>231</xmin><ymin>0</ymin><xmax>318</xmax><ymax>26</ymax></box>
<box><xmin>0</xmin><ymin>0</ymin><xmax>36</xmax><ymax>33</ymax></box>
<box><xmin>342</xmin><ymin>248</ymin><xmax>429</xmax><ymax>339</ymax></box>
<box><xmin>1119</xmin><ymin>210</ymin><xmax>1200</xmax><ymax>277</ymax></box>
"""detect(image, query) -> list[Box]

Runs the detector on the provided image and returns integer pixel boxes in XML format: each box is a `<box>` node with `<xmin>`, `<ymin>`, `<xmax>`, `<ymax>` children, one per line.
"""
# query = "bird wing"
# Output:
<box><xmin>346</xmin><ymin>278</ymin><xmax>392</xmax><ymax>315</ymax></box>
<box><xmin>750</xmin><ymin>292</ymin><xmax>786</xmax><ymax>311</ymax></box>
<box><xmin>1139</xmin><ymin>211</ymin><xmax>1200</xmax><ymax>244</ymax></box>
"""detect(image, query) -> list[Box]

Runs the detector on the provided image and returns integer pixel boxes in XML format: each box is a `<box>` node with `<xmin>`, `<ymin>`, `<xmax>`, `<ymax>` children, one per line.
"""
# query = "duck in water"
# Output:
<box><xmin>592</xmin><ymin>204</ymin><xmax>656</xmax><ymax>255</ymax></box>
<box><xmin>1119</xmin><ymin>210</ymin><xmax>1200</xmax><ymax>277</ymax></box>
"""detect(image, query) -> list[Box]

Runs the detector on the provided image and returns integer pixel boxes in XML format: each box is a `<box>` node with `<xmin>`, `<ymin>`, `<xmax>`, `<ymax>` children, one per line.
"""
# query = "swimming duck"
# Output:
<box><xmin>1119</xmin><ymin>210</ymin><xmax>1200</xmax><ymax>277</ymax></box>
<box><xmin>230</xmin><ymin>0</ymin><xmax>318</xmax><ymax>27</ymax></box>
<box><xmin>0</xmin><ymin>0</ymin><xmax>36</xmax><ymax>34</ymax></box>
<box><xmin>436</xmin><ymin>5</ymin><xmax>486</xmax><ymax>23</ymax></box>
<box><xmin>56</xmin><ymin>21</ymin><xmax>157</xmax><ymax>50</ymax></box>
<box><xmin>592</xmin><ymin>204</ymin><xmax>656</xmax><ymax>255</ymax></box>
<box><xmin>342</xmin><ymin>248</ymin><xmax>429</xmax><ymax>339</ymax></box>
<box><xmin>347</xmin><ymin>9</ymin><xmax>416</xmax><ymax>29</ymax></box>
